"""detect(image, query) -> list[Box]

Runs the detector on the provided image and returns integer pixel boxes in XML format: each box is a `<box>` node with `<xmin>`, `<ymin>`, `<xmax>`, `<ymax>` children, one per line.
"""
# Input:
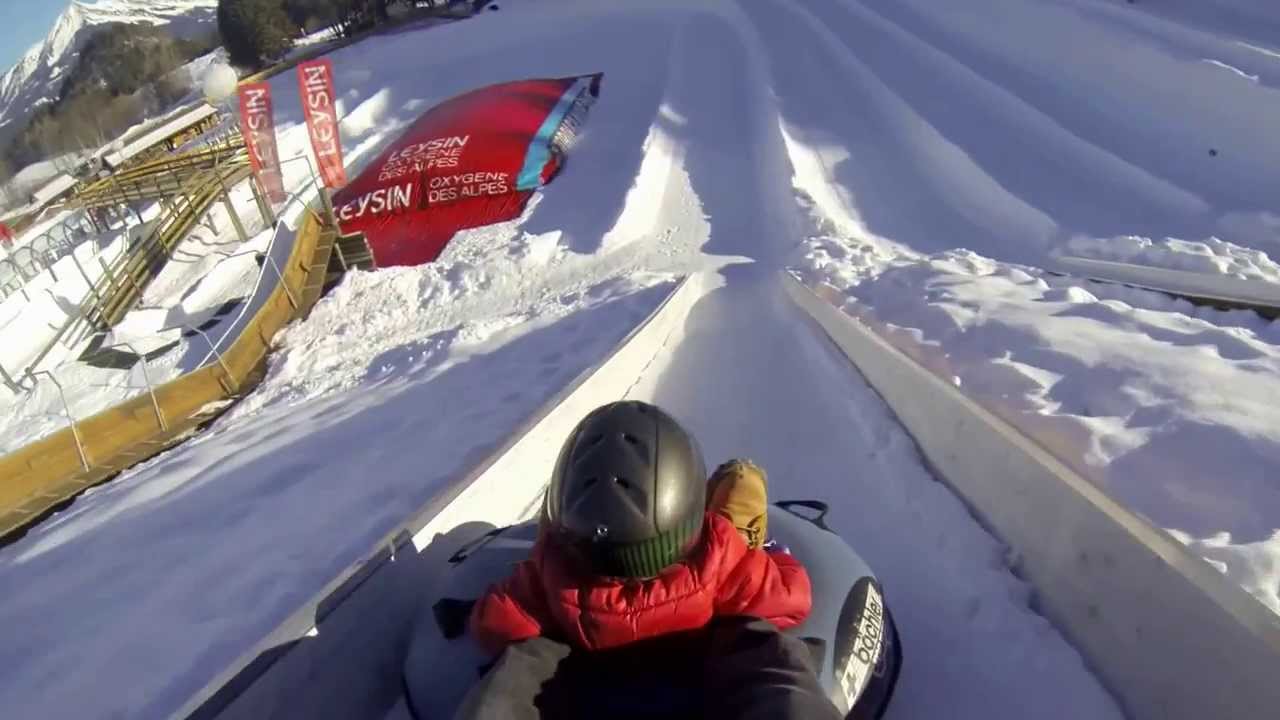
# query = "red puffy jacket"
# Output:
<box><xmin>469</xmin><ymin>512</ymin><xmax>812</xmax><ymax>655</ymax></box>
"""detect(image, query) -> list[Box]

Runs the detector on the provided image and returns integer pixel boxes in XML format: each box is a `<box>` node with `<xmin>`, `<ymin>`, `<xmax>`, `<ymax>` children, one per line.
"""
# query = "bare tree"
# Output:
<box><xmin>28</xmin><ymin>117</ymin><xmax>75</xmax><ymax>173</ymax></box>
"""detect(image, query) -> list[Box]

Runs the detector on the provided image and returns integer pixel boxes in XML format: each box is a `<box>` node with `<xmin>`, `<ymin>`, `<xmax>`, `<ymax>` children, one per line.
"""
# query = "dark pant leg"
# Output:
<box><xmin>451</xmin><ymin>637</ymin><xmax>571</xmax><ymax>720</ymax></box>
<box><xmin>451</xmin><ymin>634</ymin><xmax>699</xmax><ymax>720</ymax></box>
<box><xmin>702</xmin><ymin>617</ymin><xmax>845</xmax><ymax>720</ymax></box>
<box><xmin>453</xmin><ymin>619</ymin><xmax>843</xmax><ymax>720</ymax></box>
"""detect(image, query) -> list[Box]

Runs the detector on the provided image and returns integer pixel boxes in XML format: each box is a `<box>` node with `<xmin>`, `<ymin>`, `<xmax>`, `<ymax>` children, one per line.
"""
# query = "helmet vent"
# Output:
<box><xmin>620</xmin><ymin>433</ymin><xmax>650</xmax><ymax>461</ymax></box>
<box><xmin>550</xmin><ymin>401</ymin><xmax>706</xmax><ymax>578</ymax></box>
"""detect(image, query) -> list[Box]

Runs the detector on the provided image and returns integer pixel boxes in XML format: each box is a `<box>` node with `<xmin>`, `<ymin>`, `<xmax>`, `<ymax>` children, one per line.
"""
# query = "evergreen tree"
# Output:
<box><xmin>217</xmin><ymin>0</ymin><xmax>298</xmax><ymax>68</ymax></box>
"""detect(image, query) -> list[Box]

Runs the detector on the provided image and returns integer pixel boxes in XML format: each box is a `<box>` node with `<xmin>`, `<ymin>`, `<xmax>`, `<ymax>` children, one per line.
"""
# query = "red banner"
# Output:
<box><xmin>333</xmin><ymin>74</ymin><xmax>602</xmax><ymax>267</ymax></box>
<box><xmin>297</xmin><ymin>59</ymin><xmax>347</xmax><ymax>189</ymax></box>
<box><xmin>238</xmin><ymin>82</ymin><xmax>286</xmax><ymax>204</ymax></box>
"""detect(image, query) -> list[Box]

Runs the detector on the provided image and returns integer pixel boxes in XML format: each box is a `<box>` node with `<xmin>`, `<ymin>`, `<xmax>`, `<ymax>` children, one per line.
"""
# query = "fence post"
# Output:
<box><xmin>263</xmin><ymin>253</ymin><xmax>298</xmax><ymax>310</ymax></box>
<box><xmin>187</xmin><ymin>324</ymin><xmax>235</xmax><ymax>392</ymax></box>
<box><xmin>0</xmin><ymin>259</ymin><xmax>30</xmax><ymax>302</ymax></box>
<box><xmin>44</xmin><ymin>248</ymin><xmax>59</xmax><ymax>283</ymax></box>
<box><xmin>0</xmin><ymin>363</ymin><xmax>23</xmax><ymax>393</ymax></box>
<box><xmin>94</xmin><ymin>255</ymin><xmax>126</xmax><ymax>328</ymax></box>
<box><xmin>120</xmin><ymin>342</ymin><xmax>167</xmax><ymax>432</ymax></box>
<box><xmin>71</xmin><ymin>252</ymin><xmax>109</xmax><ymax>317</ymax></box>
<box><xmin>219</xmin><ymin>172</ymin><xmax>250</xmax><ymax>244</ymax></box>
<box><xmin>203</xmin><ymin>172</ymin><xmax>219</xmax><ymax>234</ymax></box>
<box><xmin>250</xmin><ymin>175</ymin><xmax>274</xmax><ymax>227</ymax></box>
<box><xmin>26</xmin><ymin>369</ymin><xmax>90</xmax><ymax>472</ymax></box>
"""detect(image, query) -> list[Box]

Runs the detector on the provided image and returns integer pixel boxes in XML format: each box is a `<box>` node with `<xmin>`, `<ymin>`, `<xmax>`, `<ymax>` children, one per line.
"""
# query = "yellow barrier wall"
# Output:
<box><xmin>0</xmin><ymin>209</ymin><xmax>327</xmax><ymax>538</ymax></box>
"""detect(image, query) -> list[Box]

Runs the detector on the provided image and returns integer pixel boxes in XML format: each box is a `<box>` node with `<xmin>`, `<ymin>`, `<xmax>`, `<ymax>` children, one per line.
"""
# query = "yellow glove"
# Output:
<box><xmin>707</xmin><ymin>459</ymin><xmax>768</xmax><ymax>550</ymax></box>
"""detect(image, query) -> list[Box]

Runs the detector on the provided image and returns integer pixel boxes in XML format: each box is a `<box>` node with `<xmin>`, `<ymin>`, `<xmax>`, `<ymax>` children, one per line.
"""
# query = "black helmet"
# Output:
<box><xmin>545</xmin><ymin>401</ymin><xmax>707</xmax><ymax>579</ymax></box>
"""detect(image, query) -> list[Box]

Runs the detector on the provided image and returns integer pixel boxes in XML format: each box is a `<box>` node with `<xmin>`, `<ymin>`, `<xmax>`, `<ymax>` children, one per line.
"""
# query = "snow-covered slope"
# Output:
<box><xmin>0</xmin><ymin>0</ymin><xmax>1277</xmax><ymax>717</ymax></box>
<box><xmin>0</xmin><ymin>0</ymin><xmax>217</xmax><ymax>145</ymax></box>
<box><xmin>770</xmin><ymin>0</ymin><xmax>1280</xmax><ymax>615</ymax></box>
<box><xmin>0</xmin><ymin>181</ymin><xmax>274</xmax><ymax>455</ymax></box>
<box><xmin>0</xmin><ymin>3</ymin><xmax>1125</xmax><ymax>718</ymax></box>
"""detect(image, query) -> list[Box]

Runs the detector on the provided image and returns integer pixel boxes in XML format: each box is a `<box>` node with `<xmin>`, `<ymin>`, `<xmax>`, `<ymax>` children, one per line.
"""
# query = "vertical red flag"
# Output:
<box><xmin>238</xmin><ymin>82</ymin><xmax>286</xmax><ymax>204</ymax></box>
<box><xmin>297</xmin><ymin>58</ymin><xmax>347</xmax><ymax>189</ymax></box>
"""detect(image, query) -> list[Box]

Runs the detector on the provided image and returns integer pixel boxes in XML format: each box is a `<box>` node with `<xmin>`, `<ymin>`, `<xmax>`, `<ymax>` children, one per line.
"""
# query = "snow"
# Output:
<box><xmin>126</xmin><ymin>182</ymin><xmax>271</xmax><ymax>320</ymax></box>
<box><xmin>0</xmin><ymin>226</ymin><xmax>132</xmax><ymax>448</ymax></box>
<box><xmin>103</xmin><ymin>104</ymin><xmax>219</xmax><ymax>169</ymax></box>
<box><xmin>8</xmin><ymin>158</ymin><xmax>65</xmax><ymax>192</ymax></box>
<box><xmin>0</xmin><ymin>219</ymin><xmax>132</xmax><ymax>346</ymax></box>
<box><xmin>1114</xmin><ymin>0</ymin><xmax>1280</xmax><ymax>57</ymax></box>
<box><xmin>794</xmin><ymin>249</ymin><xmax>1280</xmax><ymax>615</ymax></box>
<box><xmin>0</xmin><ymin>157</ymin><xmax>75</xmax><ymax>213</ymax></box>
<box><xmin>180</xmin><ymin>46</ymin><xmax>232</xmax><ymax>96</ymax></box>
<box><xmin>630</xmin><ymin>277</ymin><xmax>1121</xmax><ymax>719</ymax></box>
<box><xmin>836</xmin><ymin>0</ymin><xmax>1280</xmax><ymax>253</ymax></box>
<box><xmin>0</xmin><ymin>177</ymin><xmax>269</xmax><ymax>452</ymax></box>
<box><xmin>283</xmin><ymin>26</ymin><xmax>345</xmax><ymax>60</ymax></box>
<box><xmin>770</xmin><ymin>0</ymin><xmax>1280</xmax><ymax>615</ymax></box>
<box><xmin>0</xmin><ymin>0</ymin><xmax>1277</xmax><ymax>717</ymax></box>
<box><xmin>1059</xmin><ymin>234</ymin><xmax>1280</xmax><ymax>282</ymax></box>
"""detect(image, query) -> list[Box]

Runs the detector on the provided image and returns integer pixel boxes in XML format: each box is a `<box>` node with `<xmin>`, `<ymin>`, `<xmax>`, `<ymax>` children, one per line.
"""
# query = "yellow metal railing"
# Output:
<box><xmin>86</xmin><ymin>163</ymin><xmax>256</xmax><ymax>329</ymax></box>
<box><xmin>73</xmin><ymin>139</ymin><xmax>248</xmax><ymax>210</ymax></box>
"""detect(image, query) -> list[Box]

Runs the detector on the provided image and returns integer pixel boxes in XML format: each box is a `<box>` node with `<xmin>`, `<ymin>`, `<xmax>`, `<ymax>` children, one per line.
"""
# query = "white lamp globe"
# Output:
<box><xmin>203</xmin><ymin>63</ymin><xmax>239</xmax><ymax>104</ymax></box>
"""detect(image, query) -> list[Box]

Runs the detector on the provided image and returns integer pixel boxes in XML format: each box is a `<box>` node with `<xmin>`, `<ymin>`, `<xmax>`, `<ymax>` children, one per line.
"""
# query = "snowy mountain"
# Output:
<box><xmin>0</xmin><ymin>0</ymin><xmax>218</xmax><ymax>145</ymax></box>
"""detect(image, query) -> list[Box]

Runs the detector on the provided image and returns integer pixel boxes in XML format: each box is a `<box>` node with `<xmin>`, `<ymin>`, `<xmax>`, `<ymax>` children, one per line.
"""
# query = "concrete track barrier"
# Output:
<box><xmin>781</xmin><ymin>271</ymin><xmax>1280</xmax><ymax>720</ymax></box>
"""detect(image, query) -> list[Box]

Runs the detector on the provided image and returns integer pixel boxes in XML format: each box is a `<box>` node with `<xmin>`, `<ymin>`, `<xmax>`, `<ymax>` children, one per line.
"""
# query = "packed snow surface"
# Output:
<box><xmin>1</xmin><ymin>0</ymin><xmax>1279</xmax><ymax>717</ymax></box>
<box><xmin>795</xmin><ymin>249</ymin><xmax>1280</xmax><ymax>614</ymax></box>
<box><xmin>773</xmin><ymin>0</ymin><xmax>1280</xmax><ymax>614</ymax></box>
<box><xmin>1060</xmin><ymin>234</ymin><xmax>1280</xmax><ymax>282</ymax></box>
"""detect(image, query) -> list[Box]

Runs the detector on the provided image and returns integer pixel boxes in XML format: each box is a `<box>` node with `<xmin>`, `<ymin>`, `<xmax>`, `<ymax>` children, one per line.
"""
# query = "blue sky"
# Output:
<box><xmin>0</xmin><ymin>1</ymin><xmax>71</xmax><ymax>76</ymax></box>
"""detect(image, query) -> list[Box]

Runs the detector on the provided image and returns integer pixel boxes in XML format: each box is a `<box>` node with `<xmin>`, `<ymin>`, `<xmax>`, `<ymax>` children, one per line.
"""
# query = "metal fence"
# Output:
<box><xmin>0</xmin><ymin>176</ymin><xmax>334</xmax><ymax>540</ymax></box>
<box><xmin>1</xmin><ymin>151</ymin><xmax>326</xmax><ymax>430</ymax></box>
<box><xmin>0</xmin><ymin>212</ymin><xmax>104</xmax><ymax>303</ymax></box>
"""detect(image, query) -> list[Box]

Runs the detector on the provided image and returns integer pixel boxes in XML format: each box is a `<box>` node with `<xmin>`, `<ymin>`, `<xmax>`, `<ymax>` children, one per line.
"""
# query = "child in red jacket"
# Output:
<box><xmin>468</xmin><ymin>402</ymin><xmax>812</xmax><ymax>655</ymax></box>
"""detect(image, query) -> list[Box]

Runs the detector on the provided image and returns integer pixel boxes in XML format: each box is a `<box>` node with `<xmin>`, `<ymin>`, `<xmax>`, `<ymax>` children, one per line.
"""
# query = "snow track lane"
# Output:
<box><xmin>0</xmin><ymin>9</ymin><xmax>698</xmax><ymax>718</ymax></box>
<box><xmin>629</xmin><ymin>274</ymin><xmax>1122</xmax><ymax>720</ymax></box>
<box><xmin>1044</xmin><ymin>0</ymin><xmax>1280</xmax><ymax>94</ymax></box>
<box><xmin>798</xmin><ymin>0</ymin><xmax>1213</xmax><ymax>244</ymax></box>
<box><xmin>1087</xmin><ymin>0</ymin><xmax>1280</xmax><ymax>57</ymax></box>
<box><xmin>0</xmin><ymin>2</ymin><xmax>1156</xmax><ymax>718</ymax></box>
<box><xmin>622</xmin><ymin>8</ymin><xmax>1122</xmax><ymax>718</ymax></box>
<box><xmin>860</xmin><ymin>0</ymin><xmax>1280</xmax><ymax>246</ymax></box>
<box><xmin>768</xmin><ymin>0</ymin><xmax>1280</xmax><ymax>617</ymax></box>
<box><xmin>739</xmin><ymin>0</ymin><xmax>1056</xmax><ymax>264</ymax></box>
